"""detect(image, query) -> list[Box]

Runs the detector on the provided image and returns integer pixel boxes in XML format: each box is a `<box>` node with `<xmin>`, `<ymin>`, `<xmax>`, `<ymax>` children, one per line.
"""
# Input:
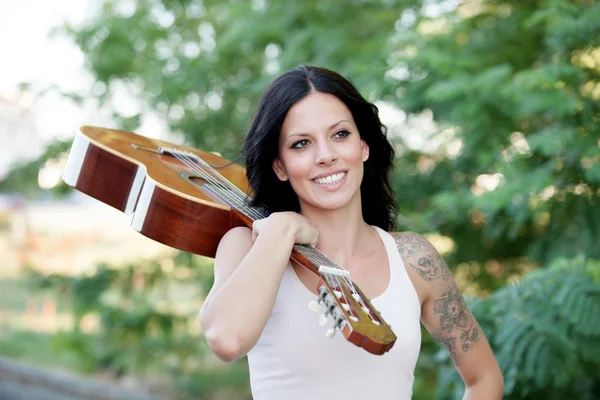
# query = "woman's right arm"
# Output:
<box><xmin>198</xmin><ymin>212</ymin><xmax>316</xmax><ymax>362</ymax></box>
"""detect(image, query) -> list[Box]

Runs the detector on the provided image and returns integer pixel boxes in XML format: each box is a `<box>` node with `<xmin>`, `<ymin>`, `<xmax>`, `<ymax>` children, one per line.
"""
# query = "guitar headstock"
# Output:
<box><xmin>307</xmin><ymin>265</ymin><xmax>396</xmax><ymax>355</ymax></box>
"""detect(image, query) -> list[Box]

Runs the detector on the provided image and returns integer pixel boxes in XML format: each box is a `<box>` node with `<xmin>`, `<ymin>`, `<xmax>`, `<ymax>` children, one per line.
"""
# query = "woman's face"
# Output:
<box><xmin>274</xmin><ymin>92</ymin><xmax>369</xmax><ymax>212</ymax></box>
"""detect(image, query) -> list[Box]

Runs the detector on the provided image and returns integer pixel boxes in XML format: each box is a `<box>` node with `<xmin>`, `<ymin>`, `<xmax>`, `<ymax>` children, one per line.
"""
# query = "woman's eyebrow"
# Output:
<box><xmin>286</xmin><ymin>119</ymin><xmax>352</xmax><ymax>139</ymax></box>
<box><xmin>284</xmin><ymin>133</ymin><xmax>311</xmax><ymax>142</ymax></box>
<box><xmin>328</xmin><ymin>119</ymin><xmax>351</xmax><ymax>130</ymax></box>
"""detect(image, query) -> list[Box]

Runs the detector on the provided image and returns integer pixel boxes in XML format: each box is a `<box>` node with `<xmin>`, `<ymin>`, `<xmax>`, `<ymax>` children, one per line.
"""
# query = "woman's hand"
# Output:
<box><xmin>252</xmin><ymin>212</ymin><xmax>318</xmax><ymax>245</ymax></box>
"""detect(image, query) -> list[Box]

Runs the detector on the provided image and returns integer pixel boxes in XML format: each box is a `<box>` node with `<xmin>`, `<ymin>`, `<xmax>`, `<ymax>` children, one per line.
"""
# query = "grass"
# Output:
<box><xmin>0</xmin><ymin>277</ymin><xmax>82</xmax><ymax>371</ymax></box>
<box><xmin>0</xmin><ymin>328</ymin><xmax>84</xmax><ymax>372</ymax></box>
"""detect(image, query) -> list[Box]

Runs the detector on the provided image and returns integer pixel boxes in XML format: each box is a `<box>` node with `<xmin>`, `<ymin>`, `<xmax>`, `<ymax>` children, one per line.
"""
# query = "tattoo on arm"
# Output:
<box><xmin>433</xmin><ymin>334</ymin><xmax>457</xmax><ymax>360</ymax></box>
<box><xmin>392</xmin><ymin>233</ymin><xmax>451</xmax><ymax>282</ymax></box>
<box><xmin>392</xmin><ymin>233</ymin><xmax>479</xmax><ymax>363</ymax></box>
<box><xmin>392</xmin><ymin>233</ymin><xmax>428</xmax><ymax>257</ymax></box>
<box><xmin>432</xmin><ymin>284</ymin><xmax>480</xmax><ymax>363</ymax></box>
<box><xmin>410</xmin><ymin>255</ymin><xmax>452</xmax><ymax>282</ymax></box>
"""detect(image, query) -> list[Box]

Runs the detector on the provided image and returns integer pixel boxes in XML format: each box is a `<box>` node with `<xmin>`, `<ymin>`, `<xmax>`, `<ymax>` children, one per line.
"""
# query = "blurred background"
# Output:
<box><xmin>0</xmin><ymin>0</ymin><xmax>599</xmax><ymax>399</ymax></box>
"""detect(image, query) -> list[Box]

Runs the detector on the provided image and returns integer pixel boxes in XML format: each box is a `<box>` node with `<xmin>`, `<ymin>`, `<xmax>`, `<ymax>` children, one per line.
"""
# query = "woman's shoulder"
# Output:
<box><xmin>387</xmin><ymin>230</ymin><xmax>451</xmax><ymax>304</ymax></box>
<box><xmin>223</xmin><ymin>225</ymin><xmax>252</xmax><ymax>238</ymax></box>
<box><xmin>215</xmin><ymin>226</ymin><xmax>253</xmax><ymax>259</ymax></box>
<box><xmin>387</xmin><ymin>231</ymin><xmax>435</xmax><ymax>260</ymax></box>
<box><xmin>219</xmin><ymin>226</ymin><xmax>252</xmax><ymax>243</ymax></box>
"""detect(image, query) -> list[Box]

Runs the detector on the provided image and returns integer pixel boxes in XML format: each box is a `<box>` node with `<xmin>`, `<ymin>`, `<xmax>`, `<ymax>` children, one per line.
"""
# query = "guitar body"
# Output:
<box><xmin>63</xmin><ymin>126</ymin><xmax>251</xmax><ymax>258</ymax></box>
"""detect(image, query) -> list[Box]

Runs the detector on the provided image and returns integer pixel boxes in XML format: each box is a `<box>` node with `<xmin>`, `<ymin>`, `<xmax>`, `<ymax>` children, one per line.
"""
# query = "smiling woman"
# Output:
<box><xmin>242</xmin><ymin>66</ymin><xmax>397</xmax><ymax>226</ymax></box>
<box><xmin>198</xmin><ymin>65</ymin><xmax>504</xmax><ymax>400</ymax></box>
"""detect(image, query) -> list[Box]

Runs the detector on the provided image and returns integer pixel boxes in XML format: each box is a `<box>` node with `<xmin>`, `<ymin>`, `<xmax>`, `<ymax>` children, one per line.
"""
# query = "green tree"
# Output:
<box><xmin>390</xmin><ymin>0</ymin><xmax>600</xmax><ymax>266</ymax></box>
<box><xmin>389</xmin><ymin>1</ymin><xmax>600</xmax><ymax>397</ymax></box>
<box><xmin>63</xmin><ymin>0</ymin><xmax>412</xmax><ymax>151</ymax></box>
<box><xmin>436</xmin><ymin>257</ymin><xmax>600</xmax><ymax>400</ymax></box>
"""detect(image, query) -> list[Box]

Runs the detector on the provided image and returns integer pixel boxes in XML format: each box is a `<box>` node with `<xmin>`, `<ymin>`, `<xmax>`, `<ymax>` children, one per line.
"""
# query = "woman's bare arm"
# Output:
<box><xmin>392</xmin><ymin>232</ymin><xmax>504</xmax><ymax>399</ymax></box>
<box><xmin>199</xmin><ymin>213</ymin><xmax>316</xmax><ymax>362</ymax></box>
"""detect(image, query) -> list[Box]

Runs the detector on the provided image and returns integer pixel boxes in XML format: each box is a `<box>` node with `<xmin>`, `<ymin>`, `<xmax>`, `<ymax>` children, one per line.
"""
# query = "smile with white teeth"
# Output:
<box><xmin>313</xmin><ymin>172</ymin><xmax>346</xmax><ymax>185</ymax></box>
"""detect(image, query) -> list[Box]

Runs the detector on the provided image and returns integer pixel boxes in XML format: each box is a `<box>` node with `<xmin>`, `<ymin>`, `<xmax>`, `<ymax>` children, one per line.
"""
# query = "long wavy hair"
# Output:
<box><xmin>242</xmin><ymin>65</ymin><xmax>398</xmax><ymax>231</ymax></box>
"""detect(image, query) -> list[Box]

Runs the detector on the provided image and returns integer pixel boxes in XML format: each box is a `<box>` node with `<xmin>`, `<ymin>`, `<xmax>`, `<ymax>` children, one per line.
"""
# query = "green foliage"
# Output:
<box><xmin>26</xmin><ymin>262</ymin><xmax>181</xmax><ymax>374</ymax></box>
<box><xmin>22</xmin><ymin>256</ymin><xmax>248</xmax><ymax>398</ymax></box>
<box><xmin>391</xmin><ymin>0</ymin><xmax>600</xmax><ymax>265</ymax></box>
<box><xmin>435</xmin><ymin>257</ymin><xmax>600</xmax><ymax>400</ymax></box>
<box><xmin>0</xmin><ymin>330</ymin><xmax>83</xmax><ymax>372</ymax></box>
<box><xmin>59</xmin><ymin>0</ymin><xmax>417</xmax><ymax>152</ymax></box>
<box><xmin>176</xmin><ymin>359</ymin><xmax>251</xmax><ymax>400</ymax></box>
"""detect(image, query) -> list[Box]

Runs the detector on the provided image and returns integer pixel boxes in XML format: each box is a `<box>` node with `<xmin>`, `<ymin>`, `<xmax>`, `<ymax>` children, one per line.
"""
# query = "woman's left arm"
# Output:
<box><xmin>392</xmin><ymin>232</ymin><xmax>504</xmax><ymax>399</ymax></box>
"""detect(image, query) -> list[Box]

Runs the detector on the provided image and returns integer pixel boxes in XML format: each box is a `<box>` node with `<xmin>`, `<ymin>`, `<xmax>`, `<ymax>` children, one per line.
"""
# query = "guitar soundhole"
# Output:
<box><xmin>188</xmin><ymin>176</ymin><xmax>209</xmax><ymax>185</ymax></box>
<box><xmin>179</xmin><ymin>172</ymin><xmax>209</xmax><ymax>191</ymax></box>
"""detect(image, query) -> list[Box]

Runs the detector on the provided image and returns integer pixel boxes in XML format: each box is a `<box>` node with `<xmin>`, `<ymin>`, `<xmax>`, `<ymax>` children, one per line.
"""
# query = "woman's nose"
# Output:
<box><xmin>315</xmin><ymin>141</ymin><xmax>337</xmax><ymax>165</ymax></box>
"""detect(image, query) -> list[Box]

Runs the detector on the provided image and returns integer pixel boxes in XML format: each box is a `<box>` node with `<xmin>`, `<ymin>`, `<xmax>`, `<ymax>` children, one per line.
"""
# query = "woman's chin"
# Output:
<box><xmin>303</xmin><ymin>191</ymin><xmax>359</xmax><ymax>212</ymax></box>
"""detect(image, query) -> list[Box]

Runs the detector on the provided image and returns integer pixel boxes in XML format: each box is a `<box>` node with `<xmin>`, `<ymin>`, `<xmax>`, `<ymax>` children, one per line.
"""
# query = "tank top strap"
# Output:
<box><xmin>372</xmin><ymin>226</ymin><xmax>421</xmax><ymax>315</ymax></box>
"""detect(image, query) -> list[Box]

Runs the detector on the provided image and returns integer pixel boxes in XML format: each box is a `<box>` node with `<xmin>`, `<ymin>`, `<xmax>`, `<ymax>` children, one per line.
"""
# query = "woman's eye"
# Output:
<box><xmin>291</xmin><ymin>139</ymin><xmax>309</xmax><ymax>149</ymax></box>
<box><xmin>334</xmin><ymin>129</ymin><xmax>351</xmax><ymax>139</ymax></box>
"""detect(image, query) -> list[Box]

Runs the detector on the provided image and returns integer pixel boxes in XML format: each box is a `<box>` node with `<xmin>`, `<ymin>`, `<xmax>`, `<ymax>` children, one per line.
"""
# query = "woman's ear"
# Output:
<box><xmin>272</xmin><ymin>158</ymin><xmax>289</xmax><ymax>181</ymax></box>
<box><xmin>361</xmin><ymin>140</ymin><xmax>370</xmax><ymax>162</ymax></box>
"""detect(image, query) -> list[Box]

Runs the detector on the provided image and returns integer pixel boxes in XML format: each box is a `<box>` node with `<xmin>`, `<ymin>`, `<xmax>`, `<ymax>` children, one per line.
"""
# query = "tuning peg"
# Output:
<box><xmin>319</xmin><ymin>313</ymin><xmax>328</xmax><ymax>326</ymax></box>
<box><xmin>362</xmin><ymin>306</ymin><xmax>370</xmax><ymax>315</ymax></box>
<box><xmin>318</xmin><ymin>285</ymin><xmax>327</xmax><ymax>296</ymax></box>
<box><xmin>352</xmin><ymin>293</ymin><xmax>360</xmax><ymax>301</ymax></box>
<box><xmin>325</xmin><ymin>327</ymin><xmax>336</xmax><ymax>338</ymax></box>
<box><xmin>333</xmin><ymin>290</ymin><xmax>342</xmax><ymax>299</ymax></box>
<box><xmin>341</xmin><ymin>303</ymin><xmax>350</xmax><ymax>312</ymax></box>
<box><xmin>308</xmin><ymin>300</ymin><xmax>322</xmax><ymax>313</ymax></box>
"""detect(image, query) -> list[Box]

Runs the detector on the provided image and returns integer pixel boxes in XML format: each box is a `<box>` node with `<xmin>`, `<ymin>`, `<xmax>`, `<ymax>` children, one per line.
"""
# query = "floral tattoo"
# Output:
<box><xmin>392</xmin><ymin>232</ymin><xmax>480</xmax><ymax>364</ymax></box>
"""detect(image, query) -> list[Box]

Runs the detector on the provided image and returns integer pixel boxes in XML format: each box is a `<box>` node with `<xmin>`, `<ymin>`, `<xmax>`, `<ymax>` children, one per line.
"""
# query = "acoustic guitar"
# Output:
<box><xmin>62</xmin><ymin>126</ymin><xmax>397</xmax><ymax>355</ymax></box>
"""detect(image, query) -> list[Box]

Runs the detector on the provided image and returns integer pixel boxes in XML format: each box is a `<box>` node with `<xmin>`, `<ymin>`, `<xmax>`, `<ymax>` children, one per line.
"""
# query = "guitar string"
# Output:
<box><xmin>167</xmin><ymin>148</ymin><xmax>373</xmax><ymax>320</ymax></box>
<box><xmin>326</xmin><ymin>274</ymin><xmax>357</xmax><ymax>323</ymax></box>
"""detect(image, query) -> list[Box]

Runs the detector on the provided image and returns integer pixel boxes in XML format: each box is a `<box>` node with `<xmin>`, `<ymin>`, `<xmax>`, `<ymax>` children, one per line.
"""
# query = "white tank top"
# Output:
<box><xmin>247</xmin><ymin>226</ymin><xmax>422</xmax><ymax>400</ymax></box>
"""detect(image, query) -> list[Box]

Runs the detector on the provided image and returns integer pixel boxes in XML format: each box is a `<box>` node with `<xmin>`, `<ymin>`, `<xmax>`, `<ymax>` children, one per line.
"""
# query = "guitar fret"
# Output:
<box><xmin>294</xmin><ymin>244</ymin><xmax>338</xmax><ymax>269</ymax></box>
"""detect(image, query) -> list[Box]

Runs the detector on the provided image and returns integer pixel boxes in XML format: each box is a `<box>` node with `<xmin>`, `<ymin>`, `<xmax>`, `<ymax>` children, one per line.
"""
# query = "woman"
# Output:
<box><xmin>199</xmin><ymin>66</ymin><xmax>503</xmax><ymax>399</ymax></box>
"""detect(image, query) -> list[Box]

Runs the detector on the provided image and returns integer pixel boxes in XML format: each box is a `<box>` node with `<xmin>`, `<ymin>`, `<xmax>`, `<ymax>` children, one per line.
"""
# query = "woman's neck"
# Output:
<box><xmin>299</xmin><ymin>198</ymin><xmax>375</xmax><ymax>271</ymax></box>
